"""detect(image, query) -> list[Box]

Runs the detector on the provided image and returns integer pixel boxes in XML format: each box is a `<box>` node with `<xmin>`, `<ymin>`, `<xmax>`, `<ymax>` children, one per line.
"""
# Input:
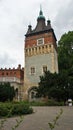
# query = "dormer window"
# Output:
<box><xmin>37</xmin><ymin>38</ymin><xmax>44</xmax><ymax>45</ymax></box>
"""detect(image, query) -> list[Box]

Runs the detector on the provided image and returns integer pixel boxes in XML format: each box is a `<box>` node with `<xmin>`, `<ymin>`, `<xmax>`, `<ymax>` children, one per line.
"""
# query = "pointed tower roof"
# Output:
<box><xmin>25</xmin><ymin>9</ymin><xmax>56</xmax><ymax>41</ymax></box>
<box><xmin>37</xmin><ymin>6</ymin><xmax>45</xmax><ymax>21</ymax></box>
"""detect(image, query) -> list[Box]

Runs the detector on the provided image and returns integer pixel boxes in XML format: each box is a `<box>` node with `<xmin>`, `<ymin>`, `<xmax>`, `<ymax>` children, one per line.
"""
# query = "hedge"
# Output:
<box><xmin>0</xmin><ymin>102</ymin><xmax>33</xmax><ymax>117</ymax></box>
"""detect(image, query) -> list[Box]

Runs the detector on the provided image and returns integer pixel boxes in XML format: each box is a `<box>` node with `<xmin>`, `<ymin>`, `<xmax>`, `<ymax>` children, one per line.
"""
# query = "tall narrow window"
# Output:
<box><xmin>31</xmin><ymin>67</ymin><xmax>35</xmax><ymax>75</ymax></box>
<box><xmin>43</xmin><ymin>66</ymin><xmax>47</xmax><ymax>73</ymax></box>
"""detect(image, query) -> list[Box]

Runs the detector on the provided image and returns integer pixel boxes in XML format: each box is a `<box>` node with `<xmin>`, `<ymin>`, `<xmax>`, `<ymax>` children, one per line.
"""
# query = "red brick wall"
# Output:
<box><xmin>25</xmin><ymin>32</ymin><xmax>56</xmax><ymax>48</ymax></box>
<box><xmin>0</xmin><ymin>65</ymin><xmax>24</xmax><ymax>80</ymax></box>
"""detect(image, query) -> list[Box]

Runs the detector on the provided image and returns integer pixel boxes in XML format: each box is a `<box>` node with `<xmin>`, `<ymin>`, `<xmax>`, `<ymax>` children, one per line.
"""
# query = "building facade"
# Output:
<box><xmin>24</xmin><ymin>9</ymin><xmax>58</xmax><ymax>101</ymax></box>
<box><xmin>0</xmin><ymin>64</ymin><xmax>24</xmax><ymax>101</ymax></box>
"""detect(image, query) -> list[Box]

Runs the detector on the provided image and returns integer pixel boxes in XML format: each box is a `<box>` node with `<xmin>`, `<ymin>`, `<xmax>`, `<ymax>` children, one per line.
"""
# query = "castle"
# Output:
<box><xmin>24</xmin><ymin>9</ymin><xmax>58</xmax><ymax>101</ymax></box>
<box><xmin>0</xmin><ymin>9</ymin><xmax>58</xmax><ymax>101</ymax></box>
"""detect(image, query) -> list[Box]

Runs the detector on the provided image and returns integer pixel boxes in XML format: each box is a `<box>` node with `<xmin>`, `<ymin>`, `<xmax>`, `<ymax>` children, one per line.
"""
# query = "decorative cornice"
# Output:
<box><xmin>25</xmin><ymin>44</ymin><xmax>54</xmax><ymax>57</ymax></box>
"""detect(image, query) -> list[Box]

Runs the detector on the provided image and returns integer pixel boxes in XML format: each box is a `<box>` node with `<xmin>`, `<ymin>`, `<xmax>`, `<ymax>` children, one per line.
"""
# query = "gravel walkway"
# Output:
<box><xmin>1</xmin><ymin>106</ymin><xmax>73</xmax><ymax>130</ymax></box>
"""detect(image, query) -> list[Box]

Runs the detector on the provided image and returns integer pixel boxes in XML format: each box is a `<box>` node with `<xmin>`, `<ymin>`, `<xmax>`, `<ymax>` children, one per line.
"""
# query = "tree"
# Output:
<box><xmin>58</xmin><ymin>31</ymin><xmax>73</xmax><ymax>73</ymax></box>
<box><xmin>37</xmin><ymin>71</ymin><xmax>73</xmax><ymax>101</ymax></box>
<box><xmin>37</xmin><ymin>71</ymin><xmax>58</xmax><ymax>98</ymax></box>
<box><xmin>0</xmin><ymin>82</ymin><xmax>15</xmax><ymax>102</ymax></box>
<box><xmin>58</xmin><ymin>31</ymin><xmax>73</xmax><ymax>100</ymax></box>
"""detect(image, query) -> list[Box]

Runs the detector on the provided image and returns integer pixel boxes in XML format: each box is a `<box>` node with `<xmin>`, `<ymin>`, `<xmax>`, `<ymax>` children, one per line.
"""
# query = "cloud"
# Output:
<box><xmin>53</xmin><ymin>0</ymin><xmax>73</xmax><ymax>40</ymax></box>
<box><xmin>0</xmin><ymin>0</ymin><xmax>73</xmax><ymax>68</ymax></box>
<box><xmin>0</xmin><ymin>53</ymin><xmax>16</xmax><ymax>68</ymax></box>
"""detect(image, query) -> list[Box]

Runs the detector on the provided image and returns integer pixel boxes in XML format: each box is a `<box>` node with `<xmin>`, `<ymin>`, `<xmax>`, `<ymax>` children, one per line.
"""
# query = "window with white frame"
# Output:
<box><xmin>37</xmin><ymin>38</ymin><xmax>44</xmax><ymax>45</ymax></box>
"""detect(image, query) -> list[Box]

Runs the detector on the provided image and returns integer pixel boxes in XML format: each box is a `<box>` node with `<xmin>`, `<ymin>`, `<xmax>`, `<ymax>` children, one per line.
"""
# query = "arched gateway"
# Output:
<box><xmin>28</xmin><ymin>86</ymin><xmax>37</xmax><ymax>101</ymax></box>
<box><xmin>24</xmin><ymin>9</ymin><xmax>58</xmax><ymax>100</ymax></box>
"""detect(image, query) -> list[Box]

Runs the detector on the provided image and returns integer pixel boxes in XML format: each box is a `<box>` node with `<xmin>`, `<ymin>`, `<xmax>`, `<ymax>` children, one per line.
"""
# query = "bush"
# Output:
<box><xmin>29</xmin><ymin>100</ymin><xmax>64</xmax><ymax>106</ymax></box>
<box><xmin>0</xmin><ymin>102</ymin><xmax>33</xmax><ymax>118</ymax></box>
<box><xmin>46</xmin><ymin>99</ymin><xmax>64</xmax><ymax>106</ymax></box>
<box><xmin>12</xmin><ymin>103</ymin><xmax>33</xmax><ymax>115</ymax></box>
<box><xmin>30</xmin><ymin>101</ymin><xmax>46</xmax><ymax>106</ymax></box>
<box><xmin>0</xmin><ymin>83</ymin><xmax>15</xmax><ymax>102</ymax></box>
<box><xmin>0</xmin><ymin>104</ymin><xmax>9</xmax><ymax>117</ymax></box>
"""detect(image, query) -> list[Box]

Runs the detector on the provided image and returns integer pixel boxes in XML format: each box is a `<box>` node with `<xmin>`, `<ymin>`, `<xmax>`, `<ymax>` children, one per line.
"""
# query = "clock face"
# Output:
<box><xmin>37</xmin><ymin>38</ymin><xmax>44</xmax><ymax>45</ymax></box>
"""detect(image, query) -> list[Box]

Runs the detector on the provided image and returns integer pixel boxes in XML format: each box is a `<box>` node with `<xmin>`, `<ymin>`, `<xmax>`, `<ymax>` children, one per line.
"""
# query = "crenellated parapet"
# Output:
<box><xmin>25</xmin><ymin>44</ymin><xmax>54</xmax><ymax>57</ymax></box>
<box><xmin>0</xmin><ymin>64</ymin><xmax>24</xmax><ymax>81</ymax></box>
<box><xmin>0</xmin><ymin>64</ymin><xmax>24</xmax><ymax>71</ymax></box>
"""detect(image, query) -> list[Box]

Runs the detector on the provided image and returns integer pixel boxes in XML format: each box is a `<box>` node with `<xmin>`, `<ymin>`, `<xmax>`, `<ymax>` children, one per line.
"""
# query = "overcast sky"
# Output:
<box><xmin>0</xmin><ymin>0</ymin><xmax>73</xmax><ymax>68</ymax></box>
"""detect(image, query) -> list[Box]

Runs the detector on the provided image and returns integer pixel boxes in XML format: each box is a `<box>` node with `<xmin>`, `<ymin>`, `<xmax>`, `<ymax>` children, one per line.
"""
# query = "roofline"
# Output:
<box><xmin>25</xmin><ymin>28</ymin><xmax>57</xmax><ymax>41</ymax></box>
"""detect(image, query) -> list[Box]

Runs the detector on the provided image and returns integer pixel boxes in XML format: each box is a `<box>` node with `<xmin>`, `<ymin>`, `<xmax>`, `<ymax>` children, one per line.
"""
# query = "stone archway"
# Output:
<box><xmin>28</xmin><ymin>86</ymin><xmax>37</xmax><ymax>102</ymax></box>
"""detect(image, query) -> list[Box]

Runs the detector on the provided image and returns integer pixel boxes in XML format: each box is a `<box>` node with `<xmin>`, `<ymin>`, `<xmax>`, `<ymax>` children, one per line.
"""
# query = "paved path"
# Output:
<box><xmin>2</xmin><ymin>106</ymin><xmax>73</xmax><ymax>130</ymax></box>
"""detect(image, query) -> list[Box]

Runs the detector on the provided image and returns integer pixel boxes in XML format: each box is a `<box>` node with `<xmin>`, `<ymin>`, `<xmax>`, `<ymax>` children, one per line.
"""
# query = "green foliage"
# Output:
<box><xmin>0</xmin><ymin>102</ymin><xmax>33</xmax><ymax>118</ymax></box>
<box><xmin>0</xmin><ymin>101</ymin><xmax>33</xmax><ymax>130</ymax></box>
<box><xmin>0</xmin><ymin>82</ymin><xmax>15</xmax><ymax>102</ymax></box>
<box><xmin>0</xmin><ymin>107</ymin><xmax>63</xmax><ymax>130</ymax></box>
<box><xmin>58</xmin><ymin>31</ymin><xmax>73</xmax><ymax>72</ymax></box>
<box><xmin>12</xmin><ymin>103</ymin><xmax>33</xmax><ymax>115</ymax></box>
<box><xmin>58</xmin><ymin>31</ymin><xmax>73</xmax><ymax>101</ymax></box>
<box><xmin>37</xmin><ymin>70</ymin><xmax>73</xmax><ymax>102</ymax></box>
<box><xmin>48</xmin><ymin>108</ymin><xmax>63</xmax><ymax>130</ymax></box>
<box><xmin>29</xmin><ymin>101</ymin><xmax>46</xmax><ymax>106</ymax></box>
<box><xmin>29</xmin><ymin>100</ymin><xmax>64</xmax><ymax>106</ymax></box>
<box><xmin>37</xmin><ymin>71</ymin><xmax>58</xmax><ymax>98</ymax></box>
<box><xmin>46</xmin><ymin>99</ymin><xmax>64</xmax><ymax>106</ymax></box>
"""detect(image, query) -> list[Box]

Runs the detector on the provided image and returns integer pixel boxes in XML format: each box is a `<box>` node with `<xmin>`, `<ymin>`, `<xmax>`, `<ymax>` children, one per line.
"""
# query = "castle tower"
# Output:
<box><xmin>24</xmin><ymin>9</ymin><xmax>58</xmax><ymax>100</ymax></box>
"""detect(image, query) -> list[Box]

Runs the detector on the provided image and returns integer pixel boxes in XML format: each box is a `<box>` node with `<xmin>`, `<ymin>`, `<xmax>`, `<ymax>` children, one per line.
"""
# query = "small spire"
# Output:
<box><xmin>47</xmin><ymin>19</ymin><xmax>51</xmax><ymax>25</ymax></box>
<box><xmin>39</xmin><ymin>5</ymin><xmax>43</xmax><ymax>16</ymax></box>
<box><xmin>26</xmin><ymin>24</ymin><xmax>32</xmax><ymax>34</ymax></box>
<box><xmin>37</xmin><ymin>5</ymin><xmax>45</xmax><ymax>21</ymax></box>
<box><xmin>40</xmin><ymin>4</ymin><xmax>42</xmax><ymax>11</ymax></box>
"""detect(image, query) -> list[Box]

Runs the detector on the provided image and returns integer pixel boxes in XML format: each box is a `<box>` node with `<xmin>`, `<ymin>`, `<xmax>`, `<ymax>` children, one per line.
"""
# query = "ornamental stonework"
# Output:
<box><xmin>25</xmin><ymin>44</ymin><xmax>54</xmax><ymax>57</ymax></box>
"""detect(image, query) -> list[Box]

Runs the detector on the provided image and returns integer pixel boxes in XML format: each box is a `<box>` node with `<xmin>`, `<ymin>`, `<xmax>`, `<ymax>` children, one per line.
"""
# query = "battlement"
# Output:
<box><xmin>25</xmin><ymin>44</ymin><xmax>54</xmax><ymax>57</ymax></box>
<box><xmin>0</xmin><ymin>64</ymin><xmax>24</xmax><ymax>71</ymax></box>
<box><xmin>0</xmin><ymin>64</ymin><xmax>24</xmax><ymax>80</ymax></box>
